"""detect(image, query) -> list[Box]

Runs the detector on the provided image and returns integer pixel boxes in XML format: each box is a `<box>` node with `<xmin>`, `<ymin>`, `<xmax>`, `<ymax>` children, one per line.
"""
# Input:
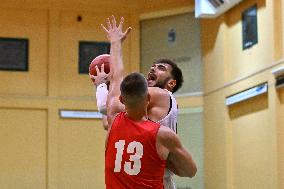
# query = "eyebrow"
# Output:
<box><xmin>153</xmin><ymin>63</ymin><xmax>167</xmax><ymax>68</ymax></box>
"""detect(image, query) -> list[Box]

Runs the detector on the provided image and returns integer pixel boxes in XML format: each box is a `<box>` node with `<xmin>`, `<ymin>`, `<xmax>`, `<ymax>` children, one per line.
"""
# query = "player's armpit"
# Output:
<box><xmin>166</xmin><ymin>153</ymin><xmax>180</xmax><ymax>175</ymax></box>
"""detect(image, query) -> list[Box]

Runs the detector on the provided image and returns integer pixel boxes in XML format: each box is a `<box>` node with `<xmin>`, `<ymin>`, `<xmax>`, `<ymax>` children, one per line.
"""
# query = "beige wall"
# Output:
<box><xmin>0</xmin><ymin>108</ymin><xmax>47</xmax><ymax>188</ymax></box>
<box><xmin>58</xmin><ymin>118</ymin><xmax>105</xmax><ymax>189</ymax></box>
<box><xmin>0</xmin><ymin>8</ymin><xmax>48</xmax><ymax>96</ymax></box>
<box><xmin>226</xmin><ymin>72</ymin><xmax>278</xmax><ymax>189</ymax></box>
<box><xmin>204</xmin><ymin>89</ymin><xmax>228</xmax><ymax>189</ymax></box>
<box><xmin>202</xmin><ymin>0</ymin><xmax>284</xmax><ymax>189</ymax></box>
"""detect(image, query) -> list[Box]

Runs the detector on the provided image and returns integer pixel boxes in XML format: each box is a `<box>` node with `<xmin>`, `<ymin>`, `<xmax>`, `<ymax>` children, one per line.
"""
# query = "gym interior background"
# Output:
<box><xmin>0</xmin><ymin>0</ymin><xmax>284</xmax><ymax>189</ymax></box>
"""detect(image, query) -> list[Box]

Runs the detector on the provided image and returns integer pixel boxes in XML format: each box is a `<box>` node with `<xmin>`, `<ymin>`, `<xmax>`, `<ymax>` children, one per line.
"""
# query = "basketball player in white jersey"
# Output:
<box><xmin>90</xmin><ymin>16</ymin><xmax>185</xmax><ymax>189</ymax></box>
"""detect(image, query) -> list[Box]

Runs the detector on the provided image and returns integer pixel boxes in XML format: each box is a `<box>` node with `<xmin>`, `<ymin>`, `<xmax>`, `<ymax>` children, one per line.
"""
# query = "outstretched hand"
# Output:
<box><xmin>101</xmin><ymin>15</ymin><xmax>132</xmax><ymax>43</ymax></box>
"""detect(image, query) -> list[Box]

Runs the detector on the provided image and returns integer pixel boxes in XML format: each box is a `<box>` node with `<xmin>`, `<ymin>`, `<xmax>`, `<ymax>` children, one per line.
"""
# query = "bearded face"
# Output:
<box><xmin>147</xmin><ymin>63</ymin><xmax>173</xmax><ymax>89</ymax></box>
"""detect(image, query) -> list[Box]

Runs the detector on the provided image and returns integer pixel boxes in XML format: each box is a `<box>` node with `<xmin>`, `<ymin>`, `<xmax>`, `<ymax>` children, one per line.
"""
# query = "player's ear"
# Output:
<box><xmin>168</xmin><ymin>79</ymin><xmax>176</xmax><ymax>91</ymax></box>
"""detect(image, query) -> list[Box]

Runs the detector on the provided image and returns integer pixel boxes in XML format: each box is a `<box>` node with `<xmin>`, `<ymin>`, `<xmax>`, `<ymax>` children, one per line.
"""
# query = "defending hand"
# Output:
<box><xmin>101</xmin><ymin>15</ymin><xmax>132</xmax><ymax>43</ymax></box>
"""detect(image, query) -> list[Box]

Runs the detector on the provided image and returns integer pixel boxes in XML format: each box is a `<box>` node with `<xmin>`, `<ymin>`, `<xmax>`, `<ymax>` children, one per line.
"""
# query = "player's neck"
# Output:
<box><xmin>163</xmin><ymin>88</ymin><xmax>172</xmax><ymax>94</ymax></box>
<box><xmin>125</xmin><ymin>108</ymin><xmax>148</xmax><ymax>122</ymax></box>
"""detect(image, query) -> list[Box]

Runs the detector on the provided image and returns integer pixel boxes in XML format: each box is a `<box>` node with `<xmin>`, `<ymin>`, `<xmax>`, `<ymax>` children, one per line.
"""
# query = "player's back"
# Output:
<box><xmin>105</xmin><ymin>112</ymin><xmax>166</xmax><ymax>189</ymax></box>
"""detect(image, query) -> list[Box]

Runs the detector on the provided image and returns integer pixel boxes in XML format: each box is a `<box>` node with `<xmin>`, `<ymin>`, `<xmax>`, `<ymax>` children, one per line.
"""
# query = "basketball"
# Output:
<box><xmin>89</xmin><ymin>54</ymin><xmax>110</xmax><ymax>76</ymax></box>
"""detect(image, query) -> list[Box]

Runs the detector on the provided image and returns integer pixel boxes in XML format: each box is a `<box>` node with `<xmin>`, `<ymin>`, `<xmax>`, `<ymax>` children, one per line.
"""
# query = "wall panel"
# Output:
<box><xmin>229</xmin><ymin>94</ymin><xmax>275</xmax><ymax>189</ymax></box>
<box><xmin>0</xmin><ymin>9</ymin><xmax>48</xmax><ymax>96</ymax></box>
<box><xmin>58</xmin><ymin>118</ymin><xmax>105</xmax><ymax>189</ymax></box>
<box><xmin>204</xmin><ymin>90</ymin><xmax>228</xmax><ymax>189</ymax></box>
<box><xmin>226</xmin><ymin>0</ymin><xmax>273</xmax><ymax>82</ymax></box>
<box><xmin>0</xmin><ymin>108</ymin><xmax>47</xmax><ymax>188</ymax></box>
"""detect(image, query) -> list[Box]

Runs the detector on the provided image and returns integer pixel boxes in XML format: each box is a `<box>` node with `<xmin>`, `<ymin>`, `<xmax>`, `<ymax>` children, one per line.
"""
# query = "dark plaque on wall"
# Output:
<box><xmin>78</xmin><ymin>41</ymin><xmax>110</xmax><ymax>74</ymax></box>
<box><xmin>242</xmin><ymin>4</ymin><xmax>258</xmax><ymax>50</ymax></box>
<box><xmin>0</xmin><ymin>38</ymin><xmax>29</xmax><ymax>71</ymax></box>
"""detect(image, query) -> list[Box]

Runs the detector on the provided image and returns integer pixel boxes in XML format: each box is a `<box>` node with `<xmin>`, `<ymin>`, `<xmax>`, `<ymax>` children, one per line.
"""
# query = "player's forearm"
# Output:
<box><xmin>110</xmin><ymin>41</ymin><xmax>124</xmax><ymax>82</ymax></box>
<box><xmin>179</xmin><ymin>155</ymin><xmax>197</xmax><ymax>177</ymax></box>
<box><xmin>168</xmin><ymin>149</ymin><xmax>197</xmax><ymax>177</ymax></box>
<box><xmin>108</xmin><ymin>41</ymin><xmax>123</xmax><ymax>97</ymax></box>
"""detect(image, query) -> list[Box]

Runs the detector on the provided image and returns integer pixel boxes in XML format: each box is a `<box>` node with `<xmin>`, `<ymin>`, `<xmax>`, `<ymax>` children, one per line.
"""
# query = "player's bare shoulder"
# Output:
<box><xmin>157</xmin><ymin>125</ymin><xmax>176</xmax><ymax>142</ymax></box>
<box><xmin>147</xmin><ymin>87</ymin><xmax>171</xmax><ymax>122</ymax></box>
<box><xmin>148</xmin><ymin>87</ymin><xmax>169</xmax><ymax>96</ymax></box>
<box><xmin>148</xmin><ymin>87</ymin><xmax>169</xmax><ymax>106</ymax></box>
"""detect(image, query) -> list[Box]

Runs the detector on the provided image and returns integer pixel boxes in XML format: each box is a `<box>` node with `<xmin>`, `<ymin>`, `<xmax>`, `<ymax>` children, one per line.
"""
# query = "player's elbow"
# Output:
<box><xmin>188</xmin><ymin>164</ymin><xmax>197</xmax><ymax>178</ymax></box>
<box><xmin>187</xmin><ymin>159</ymin><xmax>197</xmax><ymax>178</ymax></box>
<box><xmin>103</xmin><ymin>123</ymin><xmax>109</xmax><ymax>130</ymax></box>
<box><xmin>180</xmin><ymin>161</ymin><xmax>197</xmax><ymax>178</ymax></box>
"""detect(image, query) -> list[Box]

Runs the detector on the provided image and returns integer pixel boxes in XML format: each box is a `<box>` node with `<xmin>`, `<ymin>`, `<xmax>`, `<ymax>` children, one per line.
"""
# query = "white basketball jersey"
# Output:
<box><xmin>157</xmin><ymin>90</ymin><xmax>178</xmax><ymax>189</ymax></box>
<box><xmin>157</xmin><ymin>90</ymin><xmax>178</xmax><ymax>133</ymax></box>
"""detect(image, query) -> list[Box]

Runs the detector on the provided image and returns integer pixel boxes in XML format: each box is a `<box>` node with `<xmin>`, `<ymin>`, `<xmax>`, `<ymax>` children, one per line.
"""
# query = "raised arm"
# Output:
<box><xmin>157</xmin><ymin>126</ymin><xmax>197</xmax><ymax>177</ymax></box>
<box><xmin>101</xmin><ymin>16</ymin><xmax>131</xmax><ymax>126</ymax></box>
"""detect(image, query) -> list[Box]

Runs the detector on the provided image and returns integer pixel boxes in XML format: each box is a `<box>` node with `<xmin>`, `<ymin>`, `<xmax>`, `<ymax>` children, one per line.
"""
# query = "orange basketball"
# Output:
<box><xmin>89</xmin><ymin>54</ymin><xmax>110</xmax><ymax>76</ymax></box>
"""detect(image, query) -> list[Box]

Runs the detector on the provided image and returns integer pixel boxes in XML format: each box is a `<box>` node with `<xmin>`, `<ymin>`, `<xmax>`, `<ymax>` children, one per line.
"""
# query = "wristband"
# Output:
<box><xmin>95</xmin><ymin>83</ymin><xmax>109</xmax><ymax>115</ymax></box>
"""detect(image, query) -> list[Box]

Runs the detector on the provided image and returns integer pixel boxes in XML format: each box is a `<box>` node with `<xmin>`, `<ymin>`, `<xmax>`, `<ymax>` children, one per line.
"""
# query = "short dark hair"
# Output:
<box><xmin>120</xmin><ymin>72</ymin><xmax>148</xmax><ymax>107</ymax></box>
<box><xmin>154</xmin><ymin>59</ymin><xmax>183</xmax><ymax>93</ymax></box>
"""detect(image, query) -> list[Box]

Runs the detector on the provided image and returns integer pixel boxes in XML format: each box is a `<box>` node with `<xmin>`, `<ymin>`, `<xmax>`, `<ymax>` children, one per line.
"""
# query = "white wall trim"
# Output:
<box><xmin>174</xmin><ymin>91</ymin><xmax>203</xmax><ymax>97</ymax></box>
<box><xmin>178</xmin><ymin>107</ymin><xmax>203</xmax><ymax>114</ymax></box>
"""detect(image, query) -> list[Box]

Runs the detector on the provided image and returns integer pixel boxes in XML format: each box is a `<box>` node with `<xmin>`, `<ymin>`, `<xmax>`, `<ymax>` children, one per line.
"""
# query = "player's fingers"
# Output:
<box><xmin>106</xmin><ymin>17</ymin><xmax>112</xmax><ymax>30</ymax></box>
<box><xmin>95</xmin><ymin>65</ymin><xmax>100</xmax><ymax>73</ymax></box>
<box><xmin>89</xmin><ymin>73</ymin><xmax>95</xmax><ymax>81</ymax></box>
<box><xmin>118</xmin><ymin>17</ymin><xmax>124</xmax><ymax>30</ymax></box>
<box><xmin>123</xmin><ymin>27</ymin><xmax>132</xmax><ymax>37</ymax></box>
<box><xmin>89</xmin><ymin>73</ymin><xmax>93</xmax><ymax>79</ymax></box>
<box><xmin>122</xmin><ymin>27</ymin><xmax>132</xmax><ymax>41</ymax></box>
<box><xmin>101</xmin><ymin>63</ymin><xmax>105</xmax><ymax>72</ymax></box>
<box><xmin>111</xmin><ymin>15</ymin><xmax>117</xmax><ymax>28</ymax></box>
<box><xmin>101</xmin><ymin>24</ymin><xmax>108</xmax><ymax>33</ymax></box>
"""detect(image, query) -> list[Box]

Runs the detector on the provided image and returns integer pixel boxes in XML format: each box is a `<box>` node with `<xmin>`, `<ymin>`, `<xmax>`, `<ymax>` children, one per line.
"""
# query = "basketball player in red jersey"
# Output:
<box><xmin>105</xmin><ymin>72</ymin><xmax>167</xmax><ymax>188</ymax></box>
<box><xmin>102</xmin><ymin>16</ymin><xmax>197</xmax><ymax>189</ymax></box>
<box><xmin>91</xmin><ymin>16</ymin><xmax>185</xmax><ymax>188</ymax></box>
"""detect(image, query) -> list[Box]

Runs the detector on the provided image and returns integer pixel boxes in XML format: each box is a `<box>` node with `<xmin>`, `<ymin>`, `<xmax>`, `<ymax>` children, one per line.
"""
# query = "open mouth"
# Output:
<box><xmin>147</xmin><ymin>72</ymin><xmax>157</xmax><ymax>81</ymax></box>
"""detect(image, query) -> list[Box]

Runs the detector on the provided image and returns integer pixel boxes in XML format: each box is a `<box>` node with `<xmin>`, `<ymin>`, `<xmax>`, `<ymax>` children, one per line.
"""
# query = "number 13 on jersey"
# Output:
<box><xmin>114</xmin><ymin>140</ymin><xmax>144</xmax><ymax>175</ymax></box>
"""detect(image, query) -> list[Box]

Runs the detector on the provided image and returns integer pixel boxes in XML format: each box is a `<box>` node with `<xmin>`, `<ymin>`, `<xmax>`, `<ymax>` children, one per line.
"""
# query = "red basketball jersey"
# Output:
<box><xmin>105</xmin><ymin>112</ymin><xmax>166</xmax><ymax>189</ymax></box>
